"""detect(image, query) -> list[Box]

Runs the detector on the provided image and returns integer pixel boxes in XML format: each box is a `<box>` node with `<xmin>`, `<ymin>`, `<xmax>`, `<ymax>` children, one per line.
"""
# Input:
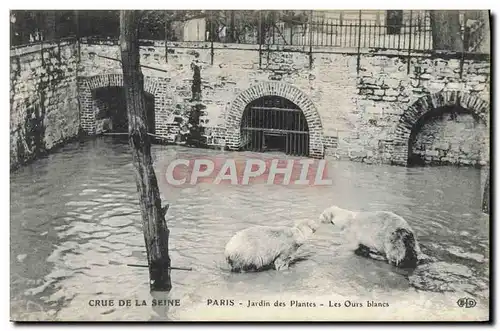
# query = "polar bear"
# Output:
<box><xmin>320</xmin><ymin>205</ymin><xmax>426</xmax><ymax>269</ymax></box>
<box><xmin>224</xmin><ymin>218</ymin><xmax>327</xmax><ymax>272</ymax></box>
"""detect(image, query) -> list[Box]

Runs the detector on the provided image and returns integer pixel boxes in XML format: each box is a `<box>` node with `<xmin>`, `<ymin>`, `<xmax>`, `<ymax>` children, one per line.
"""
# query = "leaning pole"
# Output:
<box><xmin>482</xmin><ymin>171</ymin><xmax>490</xmax><ymax>215</ymax></box>
<box><xmin>120</xmin><ymin>10</ymin><xmax>172</xmax><ymax>291</ymax></box>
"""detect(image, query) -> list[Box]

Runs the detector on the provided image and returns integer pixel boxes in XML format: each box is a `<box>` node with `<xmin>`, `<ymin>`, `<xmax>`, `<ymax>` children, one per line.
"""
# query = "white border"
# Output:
<box><xmin>2</xmin><ymin>1</ymin><xmax>497</xmax><ymax>330</ymax></box>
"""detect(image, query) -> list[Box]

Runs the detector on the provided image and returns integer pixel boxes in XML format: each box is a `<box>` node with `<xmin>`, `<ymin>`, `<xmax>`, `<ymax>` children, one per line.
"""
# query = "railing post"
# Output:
<box><xmin>230</xmin><ymin>10</ymin><xmax>236</xmax><ymax>43</ymax></box>
<box><xmin>39</xmin><ymin>13</ymin><xmax>45</xmax><ymax>67</ymax></box>
<box><xmin>460</xmin><ymin>22</ymin><xmax>469</xmax><ymax>79</ymax></box>
<box><xmin>164</xmin><ymin>11</ymin><xmax>168</xmax><ymax>63</ymax></box>
<box><xmin>356</xmin><ymin>10</ymin><xmax>362</xmax><ymax>74</ymax></box>
<box><xmin>75</xmin><ymin>10</ymin><xmax>81</xmax><ymax>63</ymax></box>
<box><xmin>258</xmin><ymin>10</ymin><xmax>262</xmax><ymax>69</ymax></box>
<box><xmin>210</xmin><ymin>11</ymin><xmax>214</xmax><ymax>65</ymax></box>
<box><xmin>309</xmin><ymin>10</ymin><xmax>313</xmax><ymax>70</ymax></box>
<box><xmin>271</xmin><ymin>10</ymin><xmax>275</xmax><ymax>45</ymax></box>
<box><xmin>407</xmin><ymin>10</ymin><xmax>413</xmax><ymax>75</ymax></box>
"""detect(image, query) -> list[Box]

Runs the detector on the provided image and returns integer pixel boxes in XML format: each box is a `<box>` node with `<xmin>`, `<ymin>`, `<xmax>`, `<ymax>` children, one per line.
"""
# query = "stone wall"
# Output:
<box><xmin>10</xmin><ymin>40</ymin><xmax>80</xmax><ymax>170</ymax></box>
<box><xmin>76</xmin><ymin>40</ymin><xmax>491</xmax><ymax>165</ymax></box>
<box><xmin>410</xmin><ymin>112</ymin><xmax>488</xmax><ymax>166</ymax></box>
<box><xmin>77</xmin><ymin>41</ymin><xmax>358</xmax><ymax>157</ymax></box>
<box><xmin>9</xmin><ymin>37</ymin><xmax>491</xmax><ymax>170</ymax></box>
<box><xmin>355</xmin><ymin>52</ymin><xmax>490</xmax><ymax>166</ymax></box>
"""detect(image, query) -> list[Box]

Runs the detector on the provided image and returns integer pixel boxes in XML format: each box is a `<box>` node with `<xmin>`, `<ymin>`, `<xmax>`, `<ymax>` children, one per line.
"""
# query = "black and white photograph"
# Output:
<box><xmin>8</xmin><ymin>8</ymin><xmax>491</xmax><ymax>322</ymax></box>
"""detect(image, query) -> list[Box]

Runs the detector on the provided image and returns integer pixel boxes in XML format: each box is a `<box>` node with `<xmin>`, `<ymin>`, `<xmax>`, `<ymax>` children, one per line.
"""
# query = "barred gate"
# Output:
<box><xmin>240</xmin><ymin>96</ymin><xmax>309</xmax><ymax>156</ymax></box>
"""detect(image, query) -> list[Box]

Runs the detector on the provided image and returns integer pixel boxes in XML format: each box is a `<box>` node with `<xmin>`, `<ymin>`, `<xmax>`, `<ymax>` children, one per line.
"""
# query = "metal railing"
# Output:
<box><xmin>10</xmin><ymin>10</ymin><xmax>488</xmax><ymax>57</ymax></box>
<box><xmin>261</xmin><ymin>19</ymin><xmax>434</xmax><ymax>51</ymax></box>
<box><xmin>10</xmin><ymin>10</ymin><xmax>78</xmax><ymax>46</ymax></box>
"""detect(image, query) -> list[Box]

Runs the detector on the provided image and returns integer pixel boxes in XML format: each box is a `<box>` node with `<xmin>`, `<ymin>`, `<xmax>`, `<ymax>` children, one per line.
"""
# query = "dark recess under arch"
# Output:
<box><xmin>93</xmin><ymin>86</ymin><xmax>155</xmax><ymax>134</ymax></box>
<box><xmin>407</xmin><ymin>104</ymin><xmax>486</xmax><ymax>167</ymax></box>
<box><xmin>240</xmin><ymin>95</ymin><xmax>310</xmax><ymax>156</ymax></box>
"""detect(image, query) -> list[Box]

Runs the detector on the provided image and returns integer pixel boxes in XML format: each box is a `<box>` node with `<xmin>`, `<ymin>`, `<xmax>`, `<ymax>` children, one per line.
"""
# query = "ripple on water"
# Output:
<box><xmin>9</xmin><ymin>139</ymin><xmax>490</xmax><ymax>321</ymax></box>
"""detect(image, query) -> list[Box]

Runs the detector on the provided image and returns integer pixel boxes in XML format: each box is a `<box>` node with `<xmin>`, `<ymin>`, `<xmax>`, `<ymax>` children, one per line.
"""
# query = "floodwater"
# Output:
<box><xmin>10</xmin><ymin>137</ymin><xmax>490</xmax><ymax>321</ymax></box>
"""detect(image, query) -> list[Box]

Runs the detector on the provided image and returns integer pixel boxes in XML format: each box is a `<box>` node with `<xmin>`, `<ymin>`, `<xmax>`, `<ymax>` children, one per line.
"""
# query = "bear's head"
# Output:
<box><xmin>319</xmin><ymin>205</ymin><xmax>354</xmax><ymax>230</ymax></box>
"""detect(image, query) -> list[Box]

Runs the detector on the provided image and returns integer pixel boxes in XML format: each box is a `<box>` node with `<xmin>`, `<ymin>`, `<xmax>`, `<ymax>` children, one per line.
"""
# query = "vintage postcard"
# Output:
<box><xmin>10</xmin><ymin>9</ymin><xmax>491</xmax><ymax>322</ymax></box>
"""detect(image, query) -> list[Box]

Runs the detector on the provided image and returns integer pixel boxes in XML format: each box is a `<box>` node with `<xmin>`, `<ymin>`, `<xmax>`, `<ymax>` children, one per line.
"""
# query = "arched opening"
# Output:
<box><xmin>240</xmin><ymin>96</ymin><xmax>309</xmax><ymax>156</ymax></box>
<box><xmin>407</xmin><ymin>104</ymin><xmax>487</xmax><ymax>167</ymax></box>
<box><xmin>92</xmin><ymin>87</ymin><xmax>155</xmax><ymax>134</ymax></box>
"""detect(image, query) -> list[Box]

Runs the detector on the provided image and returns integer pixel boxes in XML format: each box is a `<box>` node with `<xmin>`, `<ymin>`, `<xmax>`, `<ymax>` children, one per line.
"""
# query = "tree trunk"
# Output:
<box><xmin>119</xmin><ymin>10</ymin><xmax>172</xmax><ymax>292</ymax></box>
<box><xmin>429</xmin><ymin>10</ymin><xmax>463</xmax><ymax>52</ymax></box>
<box><xmin>386</xmin><ymin>10</ymin><xmax>403</xmax><ymax>35</ymax></box>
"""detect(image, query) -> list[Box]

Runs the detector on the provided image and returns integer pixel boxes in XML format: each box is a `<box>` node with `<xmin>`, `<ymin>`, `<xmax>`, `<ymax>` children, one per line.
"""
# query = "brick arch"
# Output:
<box><xmin>78</xmin><ymin>74</ymin><xmax>166</xmax><ymax>134</ymax></box>
<box><xmin>391</xmin><ymin>91</ymin><xmax>489</xmax><ymax>166</ymax></box>
<box><xmin>84</xmin><ymin>73</ymin><xmax>159</xmax><ymax>95</ymax></box>
<box><xmin>226</xmin><ymin>82</ymin><xmax>324</xmax><ymax>158</ymax></box>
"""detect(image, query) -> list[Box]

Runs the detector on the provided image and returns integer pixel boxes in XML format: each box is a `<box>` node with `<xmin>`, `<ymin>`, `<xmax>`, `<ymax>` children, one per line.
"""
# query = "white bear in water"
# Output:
<box><xmin>320</xmin><ymin>205</ymin><xmax>426</xmax><ymax>269</ymax></box>
<box><xmin>224</xmin><ymin>218</ymin><xmax>327</xmax><ymax>272</ymax></box>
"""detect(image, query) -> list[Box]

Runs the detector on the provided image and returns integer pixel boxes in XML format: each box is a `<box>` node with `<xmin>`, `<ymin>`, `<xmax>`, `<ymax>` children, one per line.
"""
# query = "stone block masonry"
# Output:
<box><xmin>10</xmin><ymin>41</ymin><xmax>80</xmax><ymax>170</ymax></box>
<box><xmin>355</xmin><ymin>51</ymin><xmax>490</xmax><ymax>166</ymax></box>
<box><xmin>11</xmin><ymin>38</ymin><xmax>491</xmax><ymax>168</ymax></box>
<box><xmin>76</xmin><ymin>42</ymin><xmax>361</xmax><ymax>159</ymax></box>
<box><xmin>411</xmin><ymin>112</ymin><xmax>488</xmax><ymax>166</ymax></box>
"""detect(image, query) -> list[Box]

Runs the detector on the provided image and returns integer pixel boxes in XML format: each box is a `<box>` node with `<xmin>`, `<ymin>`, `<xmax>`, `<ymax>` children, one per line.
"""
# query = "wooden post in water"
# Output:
<box><xmin>482</xmin><ymin>171</ymin><xmax>490</xmax><ymax>214</ymax></box>
<box><xmin>119</xmin><ymin>10</ymin><xmax>172</xmax><ymax>291</ymax></box>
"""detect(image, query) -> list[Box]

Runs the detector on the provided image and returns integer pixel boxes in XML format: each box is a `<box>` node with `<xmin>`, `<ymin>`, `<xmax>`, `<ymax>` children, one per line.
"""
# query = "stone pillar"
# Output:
<box><xmin>78</xmin><ymin>80</ymin><xmax>96</xmax><ymax>134</ymax></box>
<box><xmin>309</xmin><ymin>131</ymin><xmax>324</xmax><ymax>159</ymax></box>
<box><xmin>225</xmin><ymin>127</ymin><xmax>241</xmax><ymax>151</ymax></box>
<box><xmin>153</xmin><ymin>79</ymin><xmax>169</xmax><ymax>137</ymax></box>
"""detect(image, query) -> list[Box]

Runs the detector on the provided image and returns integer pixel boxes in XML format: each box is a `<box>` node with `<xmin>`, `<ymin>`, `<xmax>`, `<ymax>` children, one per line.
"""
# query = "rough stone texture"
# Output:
<box><xmin>10</xmin><ymin>41</ymin><xmax>80</xmax><ymax>170</ymax></box>
<box><xmin>10</xmin><ymin>39</ymin><xmax>487</xmax><ymax>166</ymax></box>
<box><xmin>410</xmin><ymin>113</ymin><xmax>488</xmax><ymax>166</ymax></box>
<box><xmin>357</xmin><ymin>53</ymin><xmax>490</xmax><ymax>166</ymax></box>
<box><xmin>226</xmin><ymin>81</ymin><xmax>324</xmax><ymax>158</ymax></box>
<box><xmin>77</xmin><ymin>74</ymin><xmax>165</xmax><ymax>135</ymax></box>
<box><xmin>408</xmin><ymin>262</ymin><xmax>481</xmax><ymax>293</ymax></box>
<box><xmin>76</xmin><ymin>42</ymin><xmax>358</xmax><ymax>159</ymax></box>
<box><xmin>390</xmin><ymin>90</ymin><xmax>490</xmax><ymax>166</ymax></box>
<box><xmin>76</xmin><ymin>42</ymin><xmax>490</xmax><ymax>165</ymax></box>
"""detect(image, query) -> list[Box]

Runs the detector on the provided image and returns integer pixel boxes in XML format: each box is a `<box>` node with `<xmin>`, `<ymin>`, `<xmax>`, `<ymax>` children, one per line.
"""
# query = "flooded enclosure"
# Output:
<box><xmin>240</xmin><ymin>96</ymin><xmax>310</xmax><ymax>156</ymax></box>
<box><xmin>10</xmin><ymin>138</ymin><xmax>489</xmax><ymax>321</ymax></box>
<box><xmin>93</xmin><ymin>87</ymin><xmax>155</xmax><ymax>134</ymax></box>
<box><xmin>9</xmin><ymin>8</ymin><xmax>491</xmax><ymax>323</ymax></box>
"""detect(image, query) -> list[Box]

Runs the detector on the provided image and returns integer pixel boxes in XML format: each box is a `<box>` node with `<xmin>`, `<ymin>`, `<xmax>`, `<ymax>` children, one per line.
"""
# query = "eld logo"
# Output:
<box><xmin>456</xmin><ymin>297</ymin><xmax>477</xmax><ymax>308</ymax></box>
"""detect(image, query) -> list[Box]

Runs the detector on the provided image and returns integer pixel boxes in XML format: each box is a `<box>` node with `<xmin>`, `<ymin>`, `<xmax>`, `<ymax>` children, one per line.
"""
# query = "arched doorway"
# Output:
<box><xmin>240</xmin><ymin>96</ymin><xmax>310</xmax><ymax>156</ymax></box>
<box><xmin>407</xmin><ymin>104</ymin><xmax>487</xmax><ymax>167</ymax></box>
<box><xmin>226</xmin><ymin>82</ymin><xmax>324</xmax><ymax>158</ymax></box>
<box><xmin>78</xmin><ymin>74</ymin><xmax>163</xmax><ymax>136</ymax></box>
<box><xmin>391</xmin><ymin>91</ymin><xmax>489</xmax><ymax>166</ymax></box>
<box><xmin>92</xmin><ymin>87</ymin><xmax>155</xmax><ymax>134</ymax></box>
